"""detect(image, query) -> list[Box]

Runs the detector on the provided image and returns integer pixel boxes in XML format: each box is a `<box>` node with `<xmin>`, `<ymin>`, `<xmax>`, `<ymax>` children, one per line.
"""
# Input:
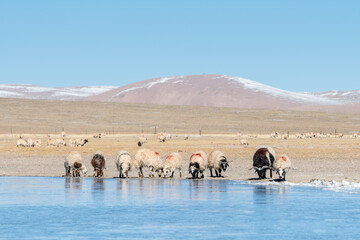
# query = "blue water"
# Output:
<box><xmin>0</xmin><ymin>177</ymin><xmax>359</xmax><ymax>239</ymax></box>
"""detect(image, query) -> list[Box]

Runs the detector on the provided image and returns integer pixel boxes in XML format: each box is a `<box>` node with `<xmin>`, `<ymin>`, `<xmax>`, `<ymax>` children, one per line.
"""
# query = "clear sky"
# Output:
<box><xmin>0</xmin><ymin>0</ymin><xmax>359</xmax><ymax>92</ymax></box>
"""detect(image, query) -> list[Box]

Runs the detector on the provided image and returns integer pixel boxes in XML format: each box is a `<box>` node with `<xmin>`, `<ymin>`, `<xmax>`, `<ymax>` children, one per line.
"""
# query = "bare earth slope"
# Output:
<box><xmin>86</xmin><ymin>74</ymin><xmax>360</xmax><ymax>113</ymax></box>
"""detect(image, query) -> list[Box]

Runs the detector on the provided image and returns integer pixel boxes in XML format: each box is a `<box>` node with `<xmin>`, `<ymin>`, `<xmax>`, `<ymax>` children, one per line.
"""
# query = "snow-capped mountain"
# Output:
<box><xmin>1</xmin><ymin>75</ymin><xmax>359</xmax><ymax>113</ymax></box>
<box><xmin>311</xmin><ymin>90</ymin><xmax>360</xmax><ymax>104</ymax></box>
<box><xmin>0</xmin><ymin>84</ymin><xmax>117</xmax><ymax>100</ymax></box>
<box><xmin>86</xmin><ymin>74</ymin><xmax>360</xmax><ymax>112</ymax></box>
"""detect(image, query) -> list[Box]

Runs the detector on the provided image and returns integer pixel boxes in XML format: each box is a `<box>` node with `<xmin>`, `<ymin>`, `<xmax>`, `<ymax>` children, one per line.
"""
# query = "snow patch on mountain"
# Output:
<box><xmin>0</xmin><ymin>84</ymin><xmax>117</xmax><ymax>100</ymax></box>
<box><xmin>222</xmin><ymin>75</ymin><xmax>340</xmax><ymax>105</ymax></box>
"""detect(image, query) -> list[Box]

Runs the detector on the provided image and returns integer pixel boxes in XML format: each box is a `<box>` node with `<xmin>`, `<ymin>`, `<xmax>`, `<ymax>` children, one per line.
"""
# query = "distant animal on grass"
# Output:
<box><xmin>240</xmin><ymin>139</ymin><xmax>249</xmax><ymax>146</ymax></box>
<box><xmin>138</xmin><ymin>135</ymin><xmax>147</xmax><ymax>147</ymax></box>
<box><xmin>16</xmin><ymin>139</ymin><xmax>27</xmax><ymax>147</ymax></box>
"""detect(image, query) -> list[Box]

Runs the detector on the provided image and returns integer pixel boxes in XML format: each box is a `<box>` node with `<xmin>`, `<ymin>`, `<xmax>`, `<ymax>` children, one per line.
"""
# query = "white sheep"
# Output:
<box><xmin>274</xmin><ymin>154</ymin><xmax>292</xmax><ymax>180</ymax></box>
<box><xmin>17</xmin><ymin>139</ymin><xmax>27</xmax><ymax>147</ymax></box>
<box><xmin>34</xmin><ymin>139</ymin><xmax>41</xmax><ymax>147</ymax></box>
<box><xmin>27</xmin><ymin>139</ymin><xmax>35</xmax><ymax>147</ymax></box>
<box><xmin>64</xmin><ymin>151</ymin><xmax>87</xmax><ymax>177</ymax></box>
<box><xmin>208</xmin><ymin>150</ymin><xmax>229</xmax><ymax>177</ymax></box>
<box><xmin>134</xmin><ymin>148</ymin><xmax>163</xmax><ymax>178</ymax></box>
<box><xmin>163</xmin><ymin>152</ymin><xmax>182</xmax><ymax>178</ymax></box>
<box><xmin>56</xmin><ymin>138</ymin><xmax>66</xmax><ymax>147</ymax></box>
<box><xmin>68</xmin><ymin>139</ymin><xmax>76</xmax><ymax>147</ymax></box>
<box><xmin>281</xmin><ymin>133</ymin><xmax>288</xmax><ymax>140</ymax></box>
<box><xmin>138</xmin><ymin>135</ymin><xmax>147</xmax><ymax>147</ymax></box>
<box><xmin>189</xmin><ymin>150</ymin><xmax>208</xmax><ymax>179</ymax></box>
<box><xmin>47</xmin><ymin>138</ymin><xmax>58</xmax><ymax>147</ymax></box>
<box><xmin>61</xmin><ymin>131</ymin><xmax>67</xmax><ymax>138</ymax></box>
<box><xmin>240</xmin><ymin>139</ymin><xmax>249</xmax><ymax>146</ymax></box>
<box><xmin>116</xmin><ymin>150</ymin><xmax>132</xmax><ymax>178</ymax></box>
<box><xmin>75</xmin><ymin>138</ymin><xmax>89</xmax><ymax>147</ymax></box>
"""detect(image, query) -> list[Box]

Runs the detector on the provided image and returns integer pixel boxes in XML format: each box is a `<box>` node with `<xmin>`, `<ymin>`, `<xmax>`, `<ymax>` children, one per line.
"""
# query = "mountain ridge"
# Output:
<box><xmin>1</xmin><ymin>75</ymin><xmax>359</xmax><ymax>113</ymax></box>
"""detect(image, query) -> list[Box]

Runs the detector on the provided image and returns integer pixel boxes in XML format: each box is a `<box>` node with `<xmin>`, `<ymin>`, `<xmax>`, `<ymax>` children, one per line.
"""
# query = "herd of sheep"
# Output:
<box><xmin>64</xmin><ymin>146</ymin><xmax>291</xmax><ymax>181</ymax></box>
<box><xmin>18</xmin><ymin>129</ymin><xmax>360</xmax><ymax>181</ymax></box>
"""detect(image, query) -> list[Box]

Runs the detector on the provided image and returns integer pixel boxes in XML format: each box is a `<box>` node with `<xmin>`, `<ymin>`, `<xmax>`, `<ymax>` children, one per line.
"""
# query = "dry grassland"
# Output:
<box><xmin>0</xmin><ymin>98</ymin><xmax>359</xmax><ymax>183</ymax></box>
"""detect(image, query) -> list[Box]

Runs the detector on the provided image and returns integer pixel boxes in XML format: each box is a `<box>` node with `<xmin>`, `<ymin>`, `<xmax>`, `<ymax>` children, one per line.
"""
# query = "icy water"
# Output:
<box><xmin>0</xmin><ymin>177</ymin><xmax>360</xmax><ymax>239</ymax></box>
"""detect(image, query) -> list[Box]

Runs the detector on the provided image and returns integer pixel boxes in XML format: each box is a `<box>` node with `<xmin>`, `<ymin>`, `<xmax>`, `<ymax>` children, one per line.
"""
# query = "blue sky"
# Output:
<box><xmin>0</xmin><ymin>0</ymin><xmax>359</xmax><ymax>92</ymax></box>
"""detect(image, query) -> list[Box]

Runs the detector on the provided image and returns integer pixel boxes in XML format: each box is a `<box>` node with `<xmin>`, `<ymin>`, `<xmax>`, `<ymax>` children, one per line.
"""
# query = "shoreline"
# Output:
<box><xmin>1</xmin><ymin>134</ymin><xmax>359</xmax><ymax>184</ymax></box>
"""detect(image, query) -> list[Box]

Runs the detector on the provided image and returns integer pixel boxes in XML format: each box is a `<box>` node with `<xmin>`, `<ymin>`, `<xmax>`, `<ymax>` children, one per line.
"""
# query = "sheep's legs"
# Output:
<box><xmin>218</xmin><ymin>169</ymin><xmax>222</xmax><ymax>177</ymax></box>
<box><xmin>138</xmin><ymin>168</ymin><xmax>144</xmax><ymax>178</ymax></box>
<box><xmin>210</xmin><ymin>169</ymin><xmax>214</xmax><ymax>177</ymax></box>
<box><xmin>179</xmin><ymin>170</ymin><xmax>182</xmax><ymax>178</ymax></box>
<box><xmin>215</xmin><ymin>170</ymin><xmax>219</xmax><ymax>177</ymax></box>
<box><xmin>149</xmin><ymin>167</ymin><xmax>154</xmax><ymax>178</ymax></box>
<box><xmin>171</xmin><ymin>171</ymin><xmax>174</xmax><ymax>178</ymax></box>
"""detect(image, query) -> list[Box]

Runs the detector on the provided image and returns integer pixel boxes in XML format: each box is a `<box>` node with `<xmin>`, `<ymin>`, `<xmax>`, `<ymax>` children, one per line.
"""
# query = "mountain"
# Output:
<box><xmin>1</xmin><ymin>75</ymin><xmax>359</xmax><ymax>113</ymax></box>
<box><xmin>0</xmin><ymin>84</ymin><xmax>117</xmax><ymax>100</ymax></box>
<box><xmin>85</xmin><ymin>74</ymin><xmax>360</xmax><ymax>113</ymax></box>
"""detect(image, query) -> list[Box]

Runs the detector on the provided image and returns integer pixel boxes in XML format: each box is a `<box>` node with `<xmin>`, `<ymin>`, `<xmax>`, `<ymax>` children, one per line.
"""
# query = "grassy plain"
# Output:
<box><xmin>0</xmin><ymin>98</ymin><xmax>359</xmax><ymax>182</ymax></box>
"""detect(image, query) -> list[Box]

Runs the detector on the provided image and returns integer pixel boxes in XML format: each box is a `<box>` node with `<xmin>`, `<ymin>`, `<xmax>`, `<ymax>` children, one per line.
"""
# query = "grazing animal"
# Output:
<box><xmin>56</xmin><ymin>138</ymin><xmax>66</xmax><ymax>147</ymax></box>
<box><xmin>138</xmin><ymin>135</ymin><xmax>147</xmax><ymax>147</ymax></box>
<box><xmin>189</xmin><ymin>151</ymin><xmax>208</xmax><ymax>179</ymax></box>
<box><xmin>17</xmin><ymin>139</ymin><xmax>27</xmax><ymax>147</ymax></box>
<box><xmin>134</xmin><ymin>148</ymin><xmax>163</xmax><ymax>178</ymax></box>
<box><xmin>281</xmin><ymin>134</ymin><xmax>288</xmax><ymax>140</ymax></box>
<box><xmin>68</xmin><ymin>139</ymin><xmax>76</xmax><ymax>147</ymax></box>
<box><xmin>252</xmin><ymin>147</ymin><xmax>276</xmax><ymax>179</ymax></box>
<box><xmin>116</xmin><ymin>150</ymin><xmax>132</xmax><ymax>178</ymax></box>
<box><xmin>240</xmin><ymin>139</ymin><xmax>249</xmax><ymax>146</ymax></box>
<box><xmin>93</xmin><ymin>133</ymin><xmax>101</xmax><ymax>139</ymax></box>
<box><xmin>159</xmin><ymin>135</ymin><xmax>166</xmax><ymax>142</ymax></box>
<box><xmin>34</xmin><ymin>139</ymin><xmax>41</xmax><ymax>147</ymax></box>
<box><xmin>156</xmin><ymin>132</ymin><xmax>171</xmax><ymax>142</ymax></box>
<box><xmin>27</xmin><ymin>139</ymin><xmax>35</xmax><ymax>147</ymax></box>
<box><xmin>75</xmin><ymin>138</ymin><xmax>88</xmax><ymax>147</ymax></box>
<box><xmin>64</xmin><ymin>151</ymin><xmax>87</xmax><ymax>177</ymax></box>
<box><xmin>270</xmin><ymin>132</ymin><xmax>279</xmax><ymax>138</ymax></box>
<box><xmin>47</xmin><ymin>138</ymin><xmax>58</xmax><ymax>147</ymax></box>
<box><xmin>61</xmin><ymin>131</ymin><xmax>67</xmax><ymax>138</ymax></box>
<box><xmin>274</xmin><ymin>154</ymin><xmax>292</xmax><ymax>181</ymax></box>
<box><xmin>353</xmin><ymin>133</ymin><xmax>358</xmax><ymax>138</ymax></box>
<box><xmin>91</xmin><ymin>151</ymin><xmax>106</xmax><ymax>177</ymax></box>
<box><xmin>208</xmin><ymin>150</ymin><xmax>228</xmax><ymax>177</ymax></box>
<box><xmin>163</xmin><ymin>152</ymin><xmax>182</xmax><ymax>178</ymax></box>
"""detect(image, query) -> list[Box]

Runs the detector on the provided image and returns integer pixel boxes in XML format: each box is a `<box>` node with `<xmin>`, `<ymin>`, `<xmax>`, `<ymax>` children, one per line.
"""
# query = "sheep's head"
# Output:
<box><xmin>157</xmin><ymin>168</ymin><xmax>164</xmax><ymax>177</ymax></box>
<box><xmin>220</xmin><ymin>158</ymin><xmax>229</xmax><ymax>172</ymax></box>
<box><xmin>81</xmin><ymin>166</ymin><xmax>88</xmax><ymax>176</ymax></box>
<box><xmin>189</xmin><ymin>162</ymin><xmax>200</xmax><ymax>178</ymax></box>
<box><xmin>276</xmin><ymin>168</ymin><xmax>284</xmax><ymax>178</ymax></box>
<box><xmin>163</xmin><ymin>168</ymin><xmax>171</xmax><ymax>177</ymax></box>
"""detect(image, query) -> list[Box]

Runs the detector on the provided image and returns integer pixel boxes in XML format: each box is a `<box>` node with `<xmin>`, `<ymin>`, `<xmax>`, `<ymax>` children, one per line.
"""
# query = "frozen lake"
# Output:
<box><xmin>0</xmin><ymin>177</ymin><xmax>360</xmax><ymax>239</ymax></box>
